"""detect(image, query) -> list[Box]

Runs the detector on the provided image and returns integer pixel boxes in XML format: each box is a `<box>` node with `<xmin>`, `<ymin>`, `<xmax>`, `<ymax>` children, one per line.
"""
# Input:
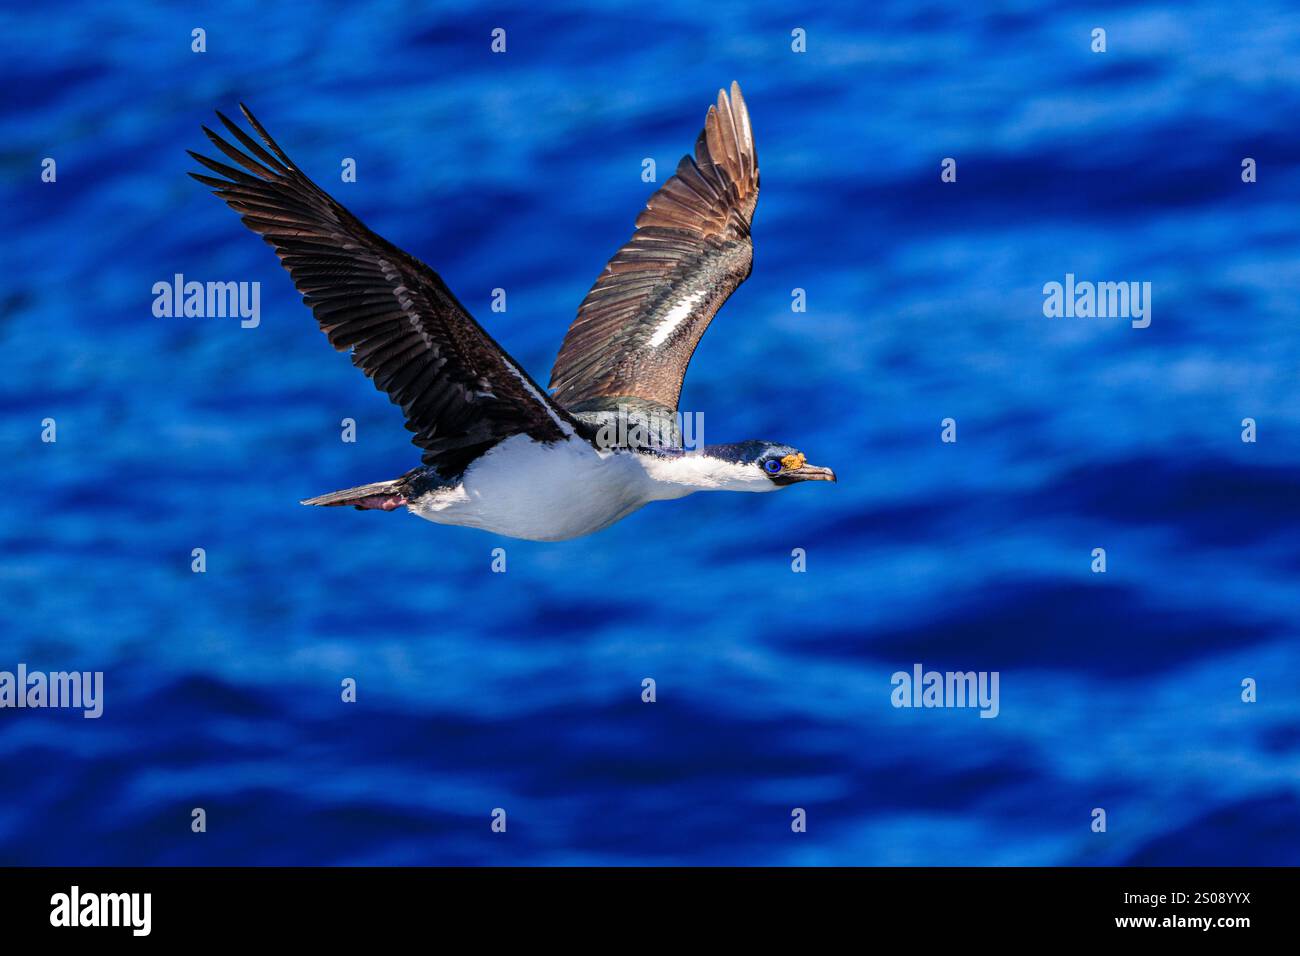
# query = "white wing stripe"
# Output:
<box><xmin>499</xmin><ymin>356</ymin><xmax>576</xmax><ymax>438</ymax></box>
<box><xmin>646</xmin><ymin>290</ymin><xmax>708</xmax><ymax>348</ymax></box>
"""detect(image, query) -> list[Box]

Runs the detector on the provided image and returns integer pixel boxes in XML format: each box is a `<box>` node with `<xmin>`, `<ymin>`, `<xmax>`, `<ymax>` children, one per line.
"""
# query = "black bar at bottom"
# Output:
<box><xmin>0</xmin><ymin>866</ymin><xmax>1288</xmax><ymax>940</ymax></box>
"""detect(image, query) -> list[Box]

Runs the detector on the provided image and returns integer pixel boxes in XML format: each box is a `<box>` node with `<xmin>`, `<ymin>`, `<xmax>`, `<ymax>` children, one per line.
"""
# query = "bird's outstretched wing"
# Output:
<box><xmin>548</xmin><ymin>82</ymin><xmax>759</xmax><ymax>415</ymax></box>
<box><xmin>189</xmin><ymin>106</ymin><xmax>581</xmax><ymax>477</ymax></box>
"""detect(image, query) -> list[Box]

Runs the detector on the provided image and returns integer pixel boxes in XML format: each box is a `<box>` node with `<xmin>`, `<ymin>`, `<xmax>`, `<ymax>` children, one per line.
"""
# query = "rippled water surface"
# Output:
<box><xmin>2</xmin><ymin>1</ymin><xmax>1299</xmax><ymax>864</ymax></box>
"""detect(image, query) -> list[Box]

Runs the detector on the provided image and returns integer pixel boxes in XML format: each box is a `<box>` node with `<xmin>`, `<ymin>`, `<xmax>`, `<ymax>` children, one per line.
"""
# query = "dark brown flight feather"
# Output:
<box><xmin>548</xmin><ymin>81</ymin><xmax>760</xmax><ymax>415</ymax></box>
<box><xmin>189</xmin><ymin>105</ymin><xmax>582</xmax><ymax>477</ymax></box>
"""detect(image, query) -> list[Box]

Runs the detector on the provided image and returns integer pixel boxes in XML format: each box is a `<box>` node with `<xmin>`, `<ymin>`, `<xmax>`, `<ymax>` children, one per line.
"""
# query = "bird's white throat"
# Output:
<box><xmin>635</xmin><ymin>450</ymin><xmax>777</xmax><ymax>493</ymax></box>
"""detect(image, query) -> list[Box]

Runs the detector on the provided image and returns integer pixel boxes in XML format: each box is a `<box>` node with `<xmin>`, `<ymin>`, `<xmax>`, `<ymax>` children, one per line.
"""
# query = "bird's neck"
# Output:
<box><xmin>632</xmin><ymin>450</ymin><xmax>774</xmax><ymax>497</ymax></box>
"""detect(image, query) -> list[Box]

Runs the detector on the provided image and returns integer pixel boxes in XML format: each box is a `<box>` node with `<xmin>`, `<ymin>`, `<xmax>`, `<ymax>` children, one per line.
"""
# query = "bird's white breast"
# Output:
<box><xmin>407</xmin><ymin>436</ymin><xmax>664</xmax><ymax>541</ymax></box>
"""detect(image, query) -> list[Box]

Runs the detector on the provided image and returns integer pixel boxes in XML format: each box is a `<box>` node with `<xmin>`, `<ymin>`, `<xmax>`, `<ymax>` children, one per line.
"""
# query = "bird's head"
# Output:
<box><xmin>702</xmin><ymin>440</ymin><xmax>837</xmax><ymax>489</ymax></box>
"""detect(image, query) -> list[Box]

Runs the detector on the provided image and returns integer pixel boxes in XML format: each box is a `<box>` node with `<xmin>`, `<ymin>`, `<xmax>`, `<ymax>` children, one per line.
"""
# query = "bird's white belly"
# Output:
<box><xmin>407</xmin><ymin>436</ymin><xmax>662</xmax><ymax>541</ymax></box>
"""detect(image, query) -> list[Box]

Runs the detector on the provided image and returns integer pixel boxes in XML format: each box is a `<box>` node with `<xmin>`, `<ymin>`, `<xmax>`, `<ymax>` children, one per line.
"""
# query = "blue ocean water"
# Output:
<box><xmin>2</xmin><ymin>1</ymin><xmax>1299</xmax><ymax>865</ymax></box>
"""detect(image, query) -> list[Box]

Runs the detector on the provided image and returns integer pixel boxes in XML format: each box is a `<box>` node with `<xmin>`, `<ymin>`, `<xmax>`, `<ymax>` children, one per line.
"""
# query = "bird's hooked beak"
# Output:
<box><xmin>776</xmin><ymin>453</ymin><xmax>836</xmax><ymax>484</ymax></box>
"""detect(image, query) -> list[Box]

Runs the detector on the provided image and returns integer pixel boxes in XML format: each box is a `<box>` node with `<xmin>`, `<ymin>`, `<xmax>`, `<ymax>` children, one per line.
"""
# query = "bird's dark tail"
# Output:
<box><xmin>301</xmin><ymin>476</ymin><xmax>410</xmax><ymax>511</ymax></box>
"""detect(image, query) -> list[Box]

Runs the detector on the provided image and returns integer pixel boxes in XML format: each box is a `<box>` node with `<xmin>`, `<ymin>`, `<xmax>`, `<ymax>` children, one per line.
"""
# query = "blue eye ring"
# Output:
<box><xmin>764</xmin><ymin>459</ymin><xmax>782</xmax><ymax>474</ymax></box>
